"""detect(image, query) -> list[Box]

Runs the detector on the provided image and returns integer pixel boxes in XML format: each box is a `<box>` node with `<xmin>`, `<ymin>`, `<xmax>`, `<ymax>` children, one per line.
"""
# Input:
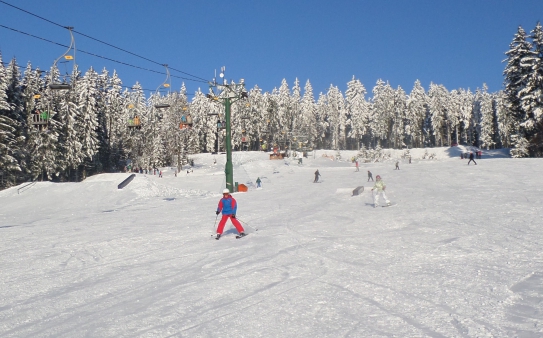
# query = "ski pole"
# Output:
<box><xmin>211</xmin><ymin>214</ymin><xmax>219</xmax><ymax>236</ymax></box>
<box><xmin>237</xmin><ymin>218</ymin><xmax>258</xmax><ymax>232</ymax></box>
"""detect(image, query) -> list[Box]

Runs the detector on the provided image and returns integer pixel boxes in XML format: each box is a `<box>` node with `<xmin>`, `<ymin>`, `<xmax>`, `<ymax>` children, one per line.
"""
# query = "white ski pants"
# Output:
<box><xmin>373</xmin><ymin>190</ymin><xmax>390</xmax><ymax>206</ymax></box>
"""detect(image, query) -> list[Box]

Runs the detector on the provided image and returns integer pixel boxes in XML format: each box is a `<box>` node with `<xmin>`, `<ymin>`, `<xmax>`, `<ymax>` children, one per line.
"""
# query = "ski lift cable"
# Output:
<box><xmin>0</xmin><ymin>0</ymin><xmax>209</xmax><ymax>83</ymax></box>
<box><xmin>0</xmin><ymin>61</ymin><xmax>195</xmax><ymax>95</ymax></box>
<box><xmin>0</xmin><ymin>24</ymin><xmax>208</xmax><ymax>84</ymax></box>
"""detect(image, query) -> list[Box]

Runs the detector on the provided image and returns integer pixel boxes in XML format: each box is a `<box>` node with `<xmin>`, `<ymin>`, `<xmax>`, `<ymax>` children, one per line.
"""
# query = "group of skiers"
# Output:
<box><xmin>214</xmin><ymin>150</ymin><xmax>488</xmax><ymax>238</ymax></box>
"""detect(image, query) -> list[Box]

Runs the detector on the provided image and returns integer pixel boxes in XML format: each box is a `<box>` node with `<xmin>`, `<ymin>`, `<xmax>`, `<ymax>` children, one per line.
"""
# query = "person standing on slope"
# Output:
<box><xmin>355</xmin><ymin>160</ymin><xmax>359</xmax><ymax>172</ymax></box>
<box><xmin>367</xmin><ymin>170</ymin><xmax>374</xmax><ymax>182</ymax></box>
<box><xmin>215</xmin><ymin>189</ymin><xmax>246</xmax><ymax>240</ymax></box>
<box><xmin>468</xmin><ymin>152</ymin><xmax>477</xmax><ymax>165</ymax></box>
<box><xmin>314</xmin><ymin>169</ymin><xmax>321</xmax><ymax>183</ymax></box>
<box><xmin>371</xmin><ymin>175</ymin><xmax>391</xmax><ymax>208</ymax></box>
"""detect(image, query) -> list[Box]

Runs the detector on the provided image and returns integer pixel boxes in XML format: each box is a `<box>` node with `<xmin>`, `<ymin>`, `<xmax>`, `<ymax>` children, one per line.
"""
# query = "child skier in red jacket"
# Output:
<box><xmin>215</xmin><ymin>189</ymin><xmax>246</xmax><ymax>239</ymax></box>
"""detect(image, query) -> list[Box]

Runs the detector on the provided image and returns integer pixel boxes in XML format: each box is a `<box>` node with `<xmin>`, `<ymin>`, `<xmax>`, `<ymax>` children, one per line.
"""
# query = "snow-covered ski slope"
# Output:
<box><xmin>1</xmin><ymin>147</ymin><xmax>542</xmax><ymax>337</ymax></box>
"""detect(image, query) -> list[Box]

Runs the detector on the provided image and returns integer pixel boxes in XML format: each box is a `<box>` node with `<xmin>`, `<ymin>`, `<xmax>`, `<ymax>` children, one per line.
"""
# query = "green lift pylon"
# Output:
<box><xmin>207</xmin><ymin>67</ymin><xmax>248</xmax><ymax>193</ymax></box>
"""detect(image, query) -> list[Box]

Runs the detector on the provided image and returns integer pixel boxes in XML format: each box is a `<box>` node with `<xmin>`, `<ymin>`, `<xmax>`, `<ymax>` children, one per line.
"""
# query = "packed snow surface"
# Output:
<box><xmin>1</xmin><ymin>147</ymin><xmax>542</xmax><ymax>337</ymax></box>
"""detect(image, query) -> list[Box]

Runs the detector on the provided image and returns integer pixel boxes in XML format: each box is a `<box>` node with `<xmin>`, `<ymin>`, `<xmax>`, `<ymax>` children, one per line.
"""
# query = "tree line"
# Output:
<box><xmin>0</xmin><ymin>23</ymin><xmax>541</xmax><ymax>188</ymax></box>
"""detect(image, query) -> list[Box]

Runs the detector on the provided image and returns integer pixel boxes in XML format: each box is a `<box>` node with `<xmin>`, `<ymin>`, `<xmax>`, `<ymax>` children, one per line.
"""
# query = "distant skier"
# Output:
<box><xmin>256</xmin><ymin>177</ymin><xmax>262</xmax><ymax>188</ymax></box>
<box><xmin>371</xmin><ymin>175</ymin><xmax>391</xmax><ymax>208</ymax></box>
<box><xmin>468</xmin><ymin>152</ymin><xmax>477</xmax><ymax>165</ymax></box>
<box><xmin>355</xmin><ymin>160</ymin><xmax>359</xmax><ymax>172</ymax></box>
<box><xmin>395</xmin><ymin>161</ymin><xmax>400</xmax><ymax>170</ymax></box>
<box><xmin>367</xmin><ymin>170</ymin><xmax>373</xmax><ymax>182</ymax></box>
<box><xmin>314</xmin><ymin>169</ymin><xmax>321</xmax><ymax>183</ymax></box>
<box><xmin>159</xmin><ymin>170</ymin><xmax>162</xmax><ymax>178</ymax></box>
<box><xmin>215</xmin><ymin>189</ymin><xmax>246</xmax><ymax>240</ymax></box>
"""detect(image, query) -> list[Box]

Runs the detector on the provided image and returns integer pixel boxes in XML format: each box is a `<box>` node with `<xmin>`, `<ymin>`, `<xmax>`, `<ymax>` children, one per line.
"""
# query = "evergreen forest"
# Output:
<box><xmin>1</xmin><ymin>23</ymin><xmax>542</xmax><ymax>189</ymax></box>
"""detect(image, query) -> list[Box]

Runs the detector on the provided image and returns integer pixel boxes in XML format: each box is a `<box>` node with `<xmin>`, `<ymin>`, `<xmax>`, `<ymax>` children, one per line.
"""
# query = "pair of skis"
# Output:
<box><xmin>212</xmin><ymin>233</ymin><xmax>248</xmax><ymax>240</ymax></box>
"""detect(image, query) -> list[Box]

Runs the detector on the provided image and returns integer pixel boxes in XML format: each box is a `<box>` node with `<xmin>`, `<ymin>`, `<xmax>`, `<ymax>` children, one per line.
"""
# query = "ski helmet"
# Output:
<box><xmin>222</xmin><ymin>189</ymin><xmax>230</xmax><ymax>194</ymax></box>
<box><xmin>376</xmin><ymin>175</ymin><xmax>381</xmax><ymax>179</ymax></box>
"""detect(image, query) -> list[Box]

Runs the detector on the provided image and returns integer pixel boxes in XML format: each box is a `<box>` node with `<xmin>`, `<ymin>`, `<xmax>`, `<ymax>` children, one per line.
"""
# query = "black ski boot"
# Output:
<box><xmin>236</xmin><ymin>232</ymin><xmax>247</xmax><ymax>239</ymax></box>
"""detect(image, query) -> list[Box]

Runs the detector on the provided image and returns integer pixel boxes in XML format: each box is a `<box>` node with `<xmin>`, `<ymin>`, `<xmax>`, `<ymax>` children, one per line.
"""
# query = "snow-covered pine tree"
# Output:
<box><xmin>494</xmin><ymin>90</ymin><xmax>514</xmax><ymax>148</ymax></box>
<box><xmin>0</xmin><ymin>55</ymin><xmax>10</xmax><ymax>113</ymax></box>
<box><xmin>188</xmin><ymin>89</ymin><xmax>210</xmax><ymax>153</ymax></box>
<box><xmin>448</xmin><ymin>89</ymin><xmax>462</xmax><ymax>145</ymax></box>
<box><xmin>345</xmin><ymin>76</ymin><xmax>370</xmax><ymax>150</ymax></box>
<box><xmin>104</xmin><ymin>70</ymin><xmax>125</xmax><ymax>171</ymax></box>
<box><xmin>246</xmin><ymin>85</ymin><xmax>265</xmax><ymax>151</ymax></box>
<box><xmin>326</xmin><ymin>85</ymin><xmax>346</xmax><ymax>150</ymax></box>
<box><xmin>510</xmin><ymin>135</ymin><xmax>530</xmax><ymax>157</ymax></box>
<box><xmin>503</xmin><ymin>26</ymin><xmax>533</xmax><ymax>156</ymax></box>
<box><xmin>315</xmin><ymin>92</ymin><xmax>328</xmax><ymax>149</ymax></box>
<box><xmin>265</xmin><ymin>89</ymin><xmax>280</xmax><ymax>146</ymax></box>
<box><xmin>77</xmin><ymin>67</ymin><xmax>100</xmax><ymax>174</ymax></box>
<box><xmin>299</xmin><ymin>80</ymin><xmax>317</xmax><ymax>150</ymax></box>
<box><xmin>370</xmin><ymin>80</ymin><xmax>395</xmax><ymax>148</ymax></box>
<box><xmin>4</xmin><ymin>59</ymin><xmax>23</xmax><ymax>121</ymax></box>
<box><xmin>123</xmin><ymin>82</ymin><xmax>147</xmax><ymax>168</ymax></box>
<box><xmin>428</xmin><ymin>83</ymin><xmax>449</xmax><ymax>147</ymax></box>
<box><xmin>456</xmin><ymin>88</ymin><xmax>474</xmax><ymax>145</ymax></box>
<box><xmin>55</xmin><ymin>66</ymin><xmax>82</xmax><ymax>180</ymax></box>
<box><xmin>471</xmin><ymin>87</ymin><xmax>484</xmax><ymax>147</ymax></box>
<box><xmin>391</xmin><ymin>86</ymin><xmax>407</xmax><ymax>148</ymax></box>
<box><xmin>290</xmin><ymin>78</ymin><xmax>302</xmax><ymax>133</ymax></box>
<box><xmin>92</xmin><ymin>68</ymin><xmax>111</xmax><ymax>172</ymax></box>
<box><xmin>519</xmin><ymin>22</ymin><xmax>543</xmax><ymax>156</ymax></box>
<box><xmin>406</xmin><ymin>80</ymin><xmax>427</xmax><ymax>148</ymax></box>
<box><xmin>478</xmin><ymin>84</ymin><xmax>496</xmax><ymax>149</ymax></box>
<box><xmin>276</xmin><ymin>79</ymin><xmax>291</xmax><ymax>147</ymax></box>
<box><xmin>0</xmin><ymin>54</ymin><xmax>22</xmax><ymax>187</ymax></box>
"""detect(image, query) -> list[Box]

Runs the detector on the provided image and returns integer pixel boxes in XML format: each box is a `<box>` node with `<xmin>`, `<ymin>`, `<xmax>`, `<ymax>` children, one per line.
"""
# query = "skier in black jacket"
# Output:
<box><xmin>314</xmin><ymin>169</ymin><xmax>321</xmax><ymax>183</ymax></box>
<box><xmin>468</xmin><ymin>152</ymin><xmax>477</xmax><ymax>165</ymax></box>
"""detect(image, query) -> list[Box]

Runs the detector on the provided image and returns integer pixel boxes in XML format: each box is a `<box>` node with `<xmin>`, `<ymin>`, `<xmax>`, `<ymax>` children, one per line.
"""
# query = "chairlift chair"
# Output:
<box><xmin>49</xmin><ymin>27</ymin><xmax>76</xmax><ymax>91</ymax></box>
<box><xmin>30</xmin><ymin>109</ymin><xmax>50</xmax><ymax>131</ymax></box>
<box><xmin>128</xmin><ymin>115</ymin><xmax>142</xmax><ymax>129</ymax></box>
<box><xmin>154</xmin><ymin>64</ymin><xmax>171</xmax><ymax>109</ymax></box>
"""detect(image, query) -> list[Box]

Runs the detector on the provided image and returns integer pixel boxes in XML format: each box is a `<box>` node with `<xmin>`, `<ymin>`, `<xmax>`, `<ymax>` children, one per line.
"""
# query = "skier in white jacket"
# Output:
<box><xmin>371</xmin><ymin>175</ymin><xmax>391</xmax><ymax>207</ymax></box>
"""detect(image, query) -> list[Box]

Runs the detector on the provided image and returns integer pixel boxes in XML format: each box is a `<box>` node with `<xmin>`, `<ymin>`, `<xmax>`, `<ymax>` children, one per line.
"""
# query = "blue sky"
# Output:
<box><xmin>1</xmin><ymin>0</ymin><xmax>542</xmax><ymax>97</ymax></box>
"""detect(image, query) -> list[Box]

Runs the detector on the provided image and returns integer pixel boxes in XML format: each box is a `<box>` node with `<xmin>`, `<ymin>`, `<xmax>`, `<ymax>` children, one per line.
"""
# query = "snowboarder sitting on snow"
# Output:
<box><xmin>468</xmin><ymin>152</ymin><xmax>477</xmax><ymax>165</ymax></box>
<box><xmin>371</xmin><ymin>175</ymin><xmax>391</xmax><ymax>208</ymax></box>
<box><xmin>215</xmin><ymin>189</ymin><xmax>246</xmax><ymax>240</ymax></box>
<box><xmin>314</xmin><ymin>169</ymin><xmax>321</xmax><ymax>183</ymax></box>
<box><xmin>367</xmin><ymin>170</ymin><xmax>373</xmax><ymax>182</ymax></box>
